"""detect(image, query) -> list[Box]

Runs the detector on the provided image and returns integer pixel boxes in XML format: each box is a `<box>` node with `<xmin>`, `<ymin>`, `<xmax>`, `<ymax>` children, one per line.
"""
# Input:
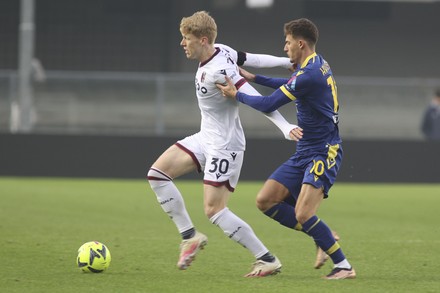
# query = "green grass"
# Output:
<box><xmin>0</xmin><ymin>177</ymin><xmax>439</xmax><ymax>292</ymax></box>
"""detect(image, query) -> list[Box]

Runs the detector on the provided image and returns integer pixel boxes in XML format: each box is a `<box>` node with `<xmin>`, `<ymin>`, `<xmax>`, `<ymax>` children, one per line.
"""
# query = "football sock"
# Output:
<box><xmin>210</xmin><ymin>207</ymin><xmax>269</xmax><ymax>259</ymax></box>
<box><xmin>302</xmin><ymin>215</ymin><xmax>347</xmax><ymax>265</ymax></box>
<box><xmin>264</xmin><ymin>202</ymin><xmax>302</xmax><ymax>231</ymax></box>
<box><xmin>335</xmin><ymin>259</ymin><xmax>351</xmax><ymax>269</ymax></box>
<box><xmin>258</xmin><ymin>252</ymin><xmax>276</xmax><ymax>263</ymax></box>
<box><xmin>147</xmin><ymin>168</ymin><xmax>194</xmax><ymax>236</ymax></box>
<box><xmin>181</xmin><ymin>227</ymin><xmax>196</xmax><ymax>240</ymax></box>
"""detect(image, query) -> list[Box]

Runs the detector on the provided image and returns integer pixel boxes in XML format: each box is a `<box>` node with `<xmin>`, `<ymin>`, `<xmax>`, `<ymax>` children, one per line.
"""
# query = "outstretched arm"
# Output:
<box><xmin>231</xmin><ymin>79</ymin><xmax>302</xmax><ymax>141</ymax></box>
<box><xmin>240</xmin><ymin>67</ymin><xmax>289</xmax><ymax>89</ymax></box>
<box><xmin>238</xmin><ymin>51</ymin><xmax>292</xmax><ymax>70</ymax></box>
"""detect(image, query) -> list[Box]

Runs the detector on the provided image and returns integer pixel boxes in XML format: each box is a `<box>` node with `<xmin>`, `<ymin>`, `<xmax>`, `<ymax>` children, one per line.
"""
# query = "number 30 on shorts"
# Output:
<box><xmin>208</xmin><ymin>158</ymin><xmax>229</xmax><ymax>174</ymax></box>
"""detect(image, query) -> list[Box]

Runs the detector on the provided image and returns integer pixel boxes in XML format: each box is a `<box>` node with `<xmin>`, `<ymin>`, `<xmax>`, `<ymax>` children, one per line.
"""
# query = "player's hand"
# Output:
<box><xmin>217</xmin><ymin>76</ymin><xmax>237</xmax><ymax>98</ymax></box>
<box><xmin>239</xmin><ymin>68</ymin><xmax>256</xmax><ymax>82</ymax></box>
<box><xmin>288</xmin><ymin>126</ymin><xmax>303</xmax><ymax>141</ymax></box>
<box><xmin>288</xmin><ymin>63</ymin><xmax>298</xmax><ymax>73</ymax></box>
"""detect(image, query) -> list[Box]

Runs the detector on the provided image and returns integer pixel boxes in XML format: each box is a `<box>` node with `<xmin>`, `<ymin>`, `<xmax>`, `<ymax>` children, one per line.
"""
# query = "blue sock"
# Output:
<box><xmin>302</xmin><ymin>215</ymin><xmax>345</xmax><ymax>264</ymax></box>
<box><xmin>264</xmin><ymin>203</ymin><xmax>302</xmax><ymax>230</ymax></box>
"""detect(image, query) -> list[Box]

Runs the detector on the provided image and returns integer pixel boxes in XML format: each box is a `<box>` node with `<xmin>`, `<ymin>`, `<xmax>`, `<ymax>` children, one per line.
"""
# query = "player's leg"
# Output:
<box><xmin>260</xmin><ymin>155</ymin><xmax>342</xmax><ymax>270</ymax></box>
<box><xmin>203</xmin><ymin>150</ymin><xmax>281</xmax><ymax>277</ymax></box>
<box><xmin>147</xmin><ymin>137</ymin><xmax>207</xmax><ymax>270</ymax></box>
<box><xmin>314</xmin><ymin>230</ymin><xmax>340</xmax><ymax>269</ymax></box>
<box><xmin>256</xmin><ymin>178</ymin><xmax>302</xmax><ymax>231</ymax></box>
<box><xmin>295</xmin><ymin>184</ymin><xmax>355</xmax><ymax>279</ymax></box>
<box><xmin>204</xmin><ymin>184</ymin><xmax>281</xmax><ymax>277</ymax></box>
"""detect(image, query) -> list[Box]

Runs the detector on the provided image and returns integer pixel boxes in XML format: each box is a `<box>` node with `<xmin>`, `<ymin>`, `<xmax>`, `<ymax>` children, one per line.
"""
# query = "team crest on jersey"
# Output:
<box><xmin>287</xmin><ymin>76</ymin><xmax>297</xmax><ymax>90</ymax></box>
<box><xmin>201</xmin><ymin>71</ymin><xmax>206</xmax><ymax>83</ymax></box>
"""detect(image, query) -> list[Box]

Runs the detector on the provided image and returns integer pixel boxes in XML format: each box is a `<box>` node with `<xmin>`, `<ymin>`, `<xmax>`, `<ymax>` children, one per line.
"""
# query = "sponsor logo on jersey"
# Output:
<box><xmin>220</xmin><ymin>69</ymin><xmax>227</xmax><ymax>75</ymax></box>
<box><xmin>201</xmin><ymin>71</ymin><xmax>206</xmax><ymax>83</ymax></box>
<box><xmin>287</xmin><ymin>76</ymin><xmax>297</xmax><ymax>91</ymax></box>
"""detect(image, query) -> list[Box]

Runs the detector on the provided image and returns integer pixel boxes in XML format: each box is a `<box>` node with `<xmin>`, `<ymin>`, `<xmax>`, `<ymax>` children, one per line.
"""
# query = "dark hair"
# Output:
<box><xmin>284</xmin><ymin>18</ymin><xmax>319</xmax><ymax>46</ymax></box>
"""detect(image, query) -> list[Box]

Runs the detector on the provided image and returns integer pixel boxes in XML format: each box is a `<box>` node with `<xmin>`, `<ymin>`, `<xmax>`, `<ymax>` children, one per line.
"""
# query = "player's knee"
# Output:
<box><xmin>147</xmin><ymin>167</ymin><xmax>172</xmax><ymax>190</ymax></box>
<box><xmin>256</xmin><ymin>193</ymin><xmax>273</xmax><ymax>212</ymax></box>
<box><xmin>204</xmin><ymin>205</ymin><xmax>222</xmax><ymax>219</ymax></box>
<box><xmin>295</xmin><ymin>208</ymin><xmax>313</xmax><ymax>224</ymax></box>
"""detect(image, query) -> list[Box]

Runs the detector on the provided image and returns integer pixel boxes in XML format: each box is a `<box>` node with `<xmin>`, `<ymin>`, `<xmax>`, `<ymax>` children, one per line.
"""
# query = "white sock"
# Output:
<box><xmin>210</xmin><ymin>207</ymin><xmax>268</xmax><ymax>258</ymax></box>
<box><xmin>148</xmin><ymin>168</ymin><xmax>194</xmax><ymax>233</ymax></box>
<box><xmin>335</xmin><ymin>259</ymin><xmax>351</xmax><ymax>269</ymax></box>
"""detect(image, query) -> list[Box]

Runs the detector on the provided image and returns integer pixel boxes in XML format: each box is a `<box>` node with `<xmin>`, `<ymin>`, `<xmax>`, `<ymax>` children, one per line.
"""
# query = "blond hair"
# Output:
<box><xmin>180</xmin><ymin>11</ymin><xmax>217</xmax><ymax>44</ymax></box>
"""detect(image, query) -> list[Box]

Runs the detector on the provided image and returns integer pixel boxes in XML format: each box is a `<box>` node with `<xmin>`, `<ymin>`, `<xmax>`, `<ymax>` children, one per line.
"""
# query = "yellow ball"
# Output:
<box><xmin>77</xmin><ymin>241</ymin><xmax>111</xmax><ymax>273</ymax></box>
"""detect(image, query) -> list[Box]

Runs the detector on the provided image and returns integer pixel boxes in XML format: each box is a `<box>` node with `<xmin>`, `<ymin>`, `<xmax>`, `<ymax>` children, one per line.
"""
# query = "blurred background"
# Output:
<box><xmin>1</xmin><ymin>0</ymin><xmax>439</xmax><ymax>140</ymax></box>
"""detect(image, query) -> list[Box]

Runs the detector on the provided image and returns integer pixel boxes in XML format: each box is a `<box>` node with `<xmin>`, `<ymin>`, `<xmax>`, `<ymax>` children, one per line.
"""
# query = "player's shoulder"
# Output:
<box><xmin>214</xmin><ymin>43</ymin><xmax>238</xmax><ymax>63</ymax></box>
<box><xmin>299</xmin><ymin>55</ymin><xmax>332</xmax><ymax>82</ymax></box>
<box><xmin>215</xmin><ymin>43</ymin><xmax>237</xmax><ymax>55</ymax></box>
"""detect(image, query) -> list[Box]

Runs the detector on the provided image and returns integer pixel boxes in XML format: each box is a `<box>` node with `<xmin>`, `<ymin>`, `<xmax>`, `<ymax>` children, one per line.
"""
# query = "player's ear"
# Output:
<box><xmin>200</xmin><ymin>36</ymin><xmax>209</xmax><ymax>45</ymax></box>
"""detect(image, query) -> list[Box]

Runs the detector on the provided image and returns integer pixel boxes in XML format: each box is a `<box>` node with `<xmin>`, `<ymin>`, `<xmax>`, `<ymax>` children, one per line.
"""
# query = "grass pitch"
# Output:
<box><xmin>0</xmin><ymin>177</ymin><xmax>439</xmax><ymax>293</ymax></box>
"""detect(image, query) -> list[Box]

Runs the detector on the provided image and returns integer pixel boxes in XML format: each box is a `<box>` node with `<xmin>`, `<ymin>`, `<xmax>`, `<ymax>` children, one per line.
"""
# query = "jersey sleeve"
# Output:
<box><xmin>255</xmin><ymin>74</ymin><xmax>289</xmax><ymax>89</ymax></box>
<box><xmin>237</xmin><ymin>80</ymin><xmax>298</xmax><ymax>140</ymax></box>
<box><xmin>279</xmin><ymin>72</ymin><xmax>311</xmax><ymax>101</ymax></box>
<box><xmin>213</xmin><ymin>67</ymin><xmax>246</xmax><ymax>90</ymax></box>
<box><xmin>215</xmin><ymin>43</ymin><xmax>239</xmax><ymax>64</ymax></box>
<box><xmin>236</xmin><ymin>88</ymin><xmax>292</xmax><ymax>113</ymax></box>
<box><xmin>241</xmin><ymin>52</ymin><xmax>292</xmax><ymax>69</ymax></box>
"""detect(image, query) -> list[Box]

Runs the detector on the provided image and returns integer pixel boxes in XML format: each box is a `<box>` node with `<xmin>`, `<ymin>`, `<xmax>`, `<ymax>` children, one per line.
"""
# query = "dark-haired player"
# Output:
<box><xmin>218</xmin><ymin>18</ymin><xmax>356</xmax><ymax>280</ymax></box>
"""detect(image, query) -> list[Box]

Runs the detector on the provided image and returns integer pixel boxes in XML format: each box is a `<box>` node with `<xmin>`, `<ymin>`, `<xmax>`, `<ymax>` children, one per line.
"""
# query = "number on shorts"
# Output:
<box><xmin>310</xmin><ymin>159</ymin><xmax>325</xmax><ymax>176</ymax></box>
<box><xmin>208</xmin><ymin>158</ymin><xmax>229</xmax><ymax>174</ymax></box>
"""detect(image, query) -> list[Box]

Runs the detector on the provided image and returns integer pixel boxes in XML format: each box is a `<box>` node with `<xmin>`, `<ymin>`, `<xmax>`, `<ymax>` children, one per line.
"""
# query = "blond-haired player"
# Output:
<box><xmin>148</xmin><ymin>11</ymin><xmax>296</xmax><ymax>277</ymax></box>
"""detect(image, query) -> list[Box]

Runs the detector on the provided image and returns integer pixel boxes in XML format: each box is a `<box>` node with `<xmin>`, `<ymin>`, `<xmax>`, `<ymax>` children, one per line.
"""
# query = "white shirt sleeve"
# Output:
<box><xmin>216</xmin><ymin>43</ymin><xmax>292</xmax><ymax>69</ymax></box>
<box><xmin>243</xmin><ymin>53</ymin><xmax>292</xmax><ymax>69</ymax></box>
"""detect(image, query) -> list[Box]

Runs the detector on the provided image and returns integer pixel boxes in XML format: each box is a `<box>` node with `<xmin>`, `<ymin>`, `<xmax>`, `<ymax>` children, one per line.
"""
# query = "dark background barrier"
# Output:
<box><xmin>1</xmin><ymin>133</ymin><xmax>438</xmax><ymax>183</ymax></box>
<box><xmin>1</xmin><ymin>0</ymin><xmax>439</xmax><ymax>77</ymax></box>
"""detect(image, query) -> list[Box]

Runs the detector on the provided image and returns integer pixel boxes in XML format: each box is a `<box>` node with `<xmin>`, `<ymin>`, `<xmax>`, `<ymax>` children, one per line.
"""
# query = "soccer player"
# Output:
<box><xmin>147</xmin><ymin>11</ymin><xmax>297</xmax><ymax>277</ymax></box>
<box><xmin>217</xmin><ymin>18</ymin><xmax>356</xmax><ymax>280</ymax></box>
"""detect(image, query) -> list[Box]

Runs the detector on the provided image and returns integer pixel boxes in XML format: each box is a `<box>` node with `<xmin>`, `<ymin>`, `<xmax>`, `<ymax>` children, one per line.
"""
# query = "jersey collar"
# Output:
<box><xmin>300</xmin><ymin>52</ymin><xmax>318</xmax><ymax>69</ymax></box>
<box><xmin>200</xmin><ymin>47</ymin><xmax>220</xmax><ymax>67</ymax></box>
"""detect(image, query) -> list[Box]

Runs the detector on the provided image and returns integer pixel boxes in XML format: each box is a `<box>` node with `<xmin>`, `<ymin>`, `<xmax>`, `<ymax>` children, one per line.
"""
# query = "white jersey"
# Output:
<box><xmin>194</xmin><ymin>44</ymin><xmax>246</xmax><ymax>151</ymax></box>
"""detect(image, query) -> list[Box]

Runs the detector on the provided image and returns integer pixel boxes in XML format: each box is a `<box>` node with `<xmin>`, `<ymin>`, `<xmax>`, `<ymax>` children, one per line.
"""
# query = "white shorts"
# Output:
<box><xmin>176</xmin><ymin>133</ymin><xmax>244</xmax><ymax>192</ymax></box>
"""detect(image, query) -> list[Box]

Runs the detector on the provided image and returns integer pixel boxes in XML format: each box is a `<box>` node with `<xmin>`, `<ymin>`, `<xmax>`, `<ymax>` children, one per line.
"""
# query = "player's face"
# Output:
<box><xmin>180</xmin><ymin>32</ymin><xmax>203</xmax><ymax>60</ymax></box>
<box><xmin>284</xmin><ymin>34</ymin><xmax>300</xmax><ymax>64</ymax></box>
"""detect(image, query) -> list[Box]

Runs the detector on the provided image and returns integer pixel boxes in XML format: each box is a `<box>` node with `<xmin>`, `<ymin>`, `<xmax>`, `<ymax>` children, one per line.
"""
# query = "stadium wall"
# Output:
<box><xmin>1</xmin><ymin>134</ymin><xmax>438</xmax><ymax>183</ymax></box>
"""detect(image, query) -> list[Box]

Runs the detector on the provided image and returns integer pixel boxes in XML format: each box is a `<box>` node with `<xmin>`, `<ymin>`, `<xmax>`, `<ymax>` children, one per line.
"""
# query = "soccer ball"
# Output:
<box><xmin>77</xmin><ymin>241</ymin><xmax>111</xmax><ymax>273</ymax></box>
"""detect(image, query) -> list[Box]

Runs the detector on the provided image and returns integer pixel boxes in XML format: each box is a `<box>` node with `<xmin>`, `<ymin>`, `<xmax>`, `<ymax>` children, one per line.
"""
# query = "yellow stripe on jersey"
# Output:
<box><xmin>326</xmin><ymin>241</ymin><xmax>341</xmax><ymax>255</ymax></box>
<box><xmin>281</xmin><ymin>85</ymin><xmax>296</xmax><ymax>100</ymax></box>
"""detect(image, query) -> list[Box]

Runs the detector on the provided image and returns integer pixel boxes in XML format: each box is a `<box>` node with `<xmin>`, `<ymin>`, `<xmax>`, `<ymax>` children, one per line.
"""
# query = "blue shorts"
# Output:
<box><xmin>269</xmin><ymin>144</ymin><xmax>343</xmax><ymax>203</ymax></box>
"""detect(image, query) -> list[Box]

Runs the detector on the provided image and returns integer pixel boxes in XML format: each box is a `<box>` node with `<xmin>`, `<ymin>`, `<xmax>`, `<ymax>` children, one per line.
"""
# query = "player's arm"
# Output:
<box><xmin>255</xmin><ymin>74</ymin><xmax>290</xmax><ymax>89</ymax></box>
<box><xmin>240</xmin><ymin>67</ymin><xmax>289</xmax><ymax>89</ymax></box>
<box><xmin>219</xmin><ymin>73</ymin><xmax>301</xmax><ymax>141</ymax></box>
<box><xmin>215</xmin><ymin>43</ymin><xmax>292</xmax><ymax>69</ymax></box>
<box><xmin>218</xmin><ymin>76</ymin><xmax>291</xmax><ymax>112</ymax></box>
<box><xmin>238</xmin><ymin>82</ymin><xmax>300</xmax><ymax>141</ymax></box>
<box><xmin>237</xmin><ymin>51</ymin><xmax>292</xmax><ymax>70</ymax></box>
